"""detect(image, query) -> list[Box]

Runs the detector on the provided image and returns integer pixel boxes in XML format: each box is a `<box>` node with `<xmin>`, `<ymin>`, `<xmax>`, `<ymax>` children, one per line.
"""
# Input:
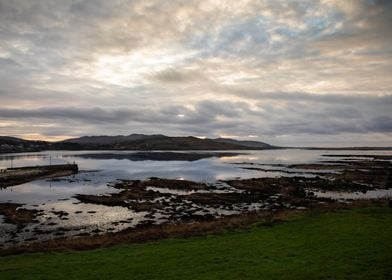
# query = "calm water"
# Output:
<box><xmin>1</xmin><ymin>149</ymin><xmax>392</xmax><ymax>204</ymax></box>
<box><xmin>1</xmin><ymin>149</ymin><xmax>391</xmax><ymax>245</ymax></box>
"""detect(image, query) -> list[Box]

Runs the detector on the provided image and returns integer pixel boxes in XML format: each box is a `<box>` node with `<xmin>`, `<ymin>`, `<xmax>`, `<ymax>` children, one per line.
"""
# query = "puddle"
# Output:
<box><xmin>0</xmin><ymin>200</ymin><xmax>147</xmax><ymax>245</ymax></box>
<box><xmin>146</xmin><ymin>186</ymin><xmax>197</xmax><ymax>195</ymax></box>
<box><xmin>310</xmin><ymin>188</ymin><xmax>392</xmax><ymax>200</ymax></box>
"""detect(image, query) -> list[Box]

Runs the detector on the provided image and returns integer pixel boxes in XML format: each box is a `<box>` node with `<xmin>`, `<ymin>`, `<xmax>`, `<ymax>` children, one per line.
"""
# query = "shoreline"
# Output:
<box><xmin>0</xmin><ymin>152</ymin><xmax>391</xmax><ymax>255</ymax></box>
<box><xmin>0</xmin><ymin>199</ymin><xmax>389</xmax><ymax>256</ymax></box>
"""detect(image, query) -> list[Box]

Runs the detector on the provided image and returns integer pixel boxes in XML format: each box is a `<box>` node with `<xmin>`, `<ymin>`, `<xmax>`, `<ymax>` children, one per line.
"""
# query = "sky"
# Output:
<box><xmin>0</xmin><ymin>0</ymin><xmax>391</xmax><ymax>146</ymax></box>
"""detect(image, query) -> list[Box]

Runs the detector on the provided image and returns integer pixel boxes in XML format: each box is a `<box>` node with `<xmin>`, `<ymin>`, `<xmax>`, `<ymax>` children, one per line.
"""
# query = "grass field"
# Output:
<box><xmin>1</xmin><ymin>206</ymin><xmax>391</xmax><ymax>279</ymax></box>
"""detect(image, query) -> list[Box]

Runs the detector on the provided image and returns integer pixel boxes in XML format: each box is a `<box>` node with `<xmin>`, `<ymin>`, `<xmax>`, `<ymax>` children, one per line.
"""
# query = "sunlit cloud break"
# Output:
<box><xmin>0</xmin><ymin>0</ymin><xmax>391</xmax><ymax>146</ymax></box>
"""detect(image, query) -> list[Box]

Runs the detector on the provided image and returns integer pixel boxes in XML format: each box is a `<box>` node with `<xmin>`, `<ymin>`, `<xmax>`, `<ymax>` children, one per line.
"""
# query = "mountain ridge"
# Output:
<box><xmin>1</xmin><ymin>135</ymin><xmax>391</xmax><ymax>154</ymax></box>
<box><xmin>63</xmin><ymin>134</ymin><xmax>168</xmax><ymax>145</ymax></box>
<box><xmin>0</xmin><ymin>134</ymin><xmax>275</xmax><ymax>153</ymax></box>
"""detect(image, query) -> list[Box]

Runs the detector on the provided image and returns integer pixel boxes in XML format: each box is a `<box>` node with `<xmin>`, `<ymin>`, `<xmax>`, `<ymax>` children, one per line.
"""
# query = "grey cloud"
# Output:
<box><xmin>0</xmin><ymin>96</ymin><xmax>391</xmax><ymax>138</ymax></box>
<box><xmin>148</xmin><ymin>68</ymin><xmax>208</xmax><ymax>84</ymax></box>
<box><xmin>0</xmin><ymin>107</ymin><xmax>136</xmax><ymax>124</ymax></box>
<box><xmin>365</xmin><ymin>115</ymin><xmax>392</xmax><ymax>133</ymax></box>
<box><xmin>194</xmin><ymin>100</ymin><xmax>249</xmax><ymax>118</ymax></box>
<box><xmin>227</xmin><ymin>88</ymin><xmax>392</xmax><ymax>105</ymax></box>
<box><xmin>312</xmin><ymin>0</ymin><xmax>392</xmax><ymax>51</ymax></box>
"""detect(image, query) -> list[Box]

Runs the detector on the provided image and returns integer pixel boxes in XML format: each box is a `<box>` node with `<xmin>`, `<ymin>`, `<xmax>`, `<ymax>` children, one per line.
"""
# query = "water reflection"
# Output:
<box><xmin>1</xmin><ymin>149</ymin><xmax>391</xmax><ymax>246</ymax></box>
<box><xmin>1</xmin><ymin>149</ymin><xmax>392</xmax><ymax>205</ymax></box>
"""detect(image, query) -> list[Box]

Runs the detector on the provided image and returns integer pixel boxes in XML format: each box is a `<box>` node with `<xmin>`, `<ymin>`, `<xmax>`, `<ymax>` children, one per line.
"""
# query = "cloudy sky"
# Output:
<box><xmin>0</xmin><ymin>0</ymin><xmax>391</xmax><ymax>146</ymax></box>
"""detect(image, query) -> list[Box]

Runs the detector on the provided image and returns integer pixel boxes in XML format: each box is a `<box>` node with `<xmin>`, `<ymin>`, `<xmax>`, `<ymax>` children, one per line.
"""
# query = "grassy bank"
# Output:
<box><xmin>1</xmin><ymin>206</ymin><xmax>391</xmax><ymax>279</ymax></box>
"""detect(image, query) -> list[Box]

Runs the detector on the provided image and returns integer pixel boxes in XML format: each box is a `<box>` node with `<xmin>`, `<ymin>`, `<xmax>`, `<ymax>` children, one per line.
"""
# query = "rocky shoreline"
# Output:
<box><xmin>0</xmin><ymin>154</ymin><xmax>391</xmax><ymax>253</ymax></box>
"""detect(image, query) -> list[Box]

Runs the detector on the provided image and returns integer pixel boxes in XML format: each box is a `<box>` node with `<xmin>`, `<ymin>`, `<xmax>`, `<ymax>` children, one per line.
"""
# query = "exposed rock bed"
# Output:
<box><xmin>1</xmin><ymin>154</ymin><xmax>391</xmax><ymax>249</ymax></box>
<box><xmin>0</xmin><ymin>203</ymin><xmax>39</xmax><ymax>229</ymax></box>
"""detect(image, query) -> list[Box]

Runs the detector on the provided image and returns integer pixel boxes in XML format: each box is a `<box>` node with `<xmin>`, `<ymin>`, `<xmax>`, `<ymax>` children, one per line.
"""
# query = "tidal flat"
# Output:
<box><xmin>0</xmin><ymin>149</ymin><xmax>391</xmax><ymax>253</ymax></box>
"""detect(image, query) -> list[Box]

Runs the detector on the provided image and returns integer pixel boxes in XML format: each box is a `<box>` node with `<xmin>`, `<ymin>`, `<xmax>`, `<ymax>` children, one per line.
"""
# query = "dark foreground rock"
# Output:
<box><xmin>114</xmin><ymin>177</ymin><xmax>211</xmax><ymax>191</ymax></box>
<box><xmin>0</xmin><ymin>203</ymin><xmax>38</xmax><ymax>229</ymax></box>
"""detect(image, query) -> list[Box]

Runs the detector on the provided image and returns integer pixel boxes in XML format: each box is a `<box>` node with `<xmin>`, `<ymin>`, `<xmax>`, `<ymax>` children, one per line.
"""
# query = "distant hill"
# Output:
<box><xmin>0</xmin><ymin>136</ymin><xmax>33</xmax><ymax>143</ymax></box>
<box><xmin>1</xmin><ymin>134</ymin><xmax>391</xmax><ymax>154</ymax></box>
<box><xmin>0</xmin><ymin>134</ymin><xmax>275</xmax><ymax>153</ymax></box>
<box><xmin>0</xmin><ymin>136</ymin><xmax>48</xmax><ymax>153</ymax></box>
<box><xmin>62</xmin><ymin>135</ymin><xmax>261</xmax><ymax>150</ymax></box>
<box><xmin>213</xmin><ymin>138</ymin><xmax>273</xmax><ymax>149</ymax></box>
<box><xmin>63</xmin><ymin>134</ymin><xmax>167</xmax><ymax>145</ymax></box>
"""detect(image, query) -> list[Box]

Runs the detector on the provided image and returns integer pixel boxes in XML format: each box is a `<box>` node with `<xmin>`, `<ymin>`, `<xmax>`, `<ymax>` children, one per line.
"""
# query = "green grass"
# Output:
<box><xmin>1</xmin><ymin>207</ymin><xmax>391</xmax><ymax>279</ymax></box>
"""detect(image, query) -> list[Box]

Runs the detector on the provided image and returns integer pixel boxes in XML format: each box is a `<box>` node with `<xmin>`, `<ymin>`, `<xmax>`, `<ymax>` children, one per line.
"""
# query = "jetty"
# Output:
<box><xmin>0</xmin><ymin>164</ymin><xmax>78</xmax><ymax>188</ymax></box>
